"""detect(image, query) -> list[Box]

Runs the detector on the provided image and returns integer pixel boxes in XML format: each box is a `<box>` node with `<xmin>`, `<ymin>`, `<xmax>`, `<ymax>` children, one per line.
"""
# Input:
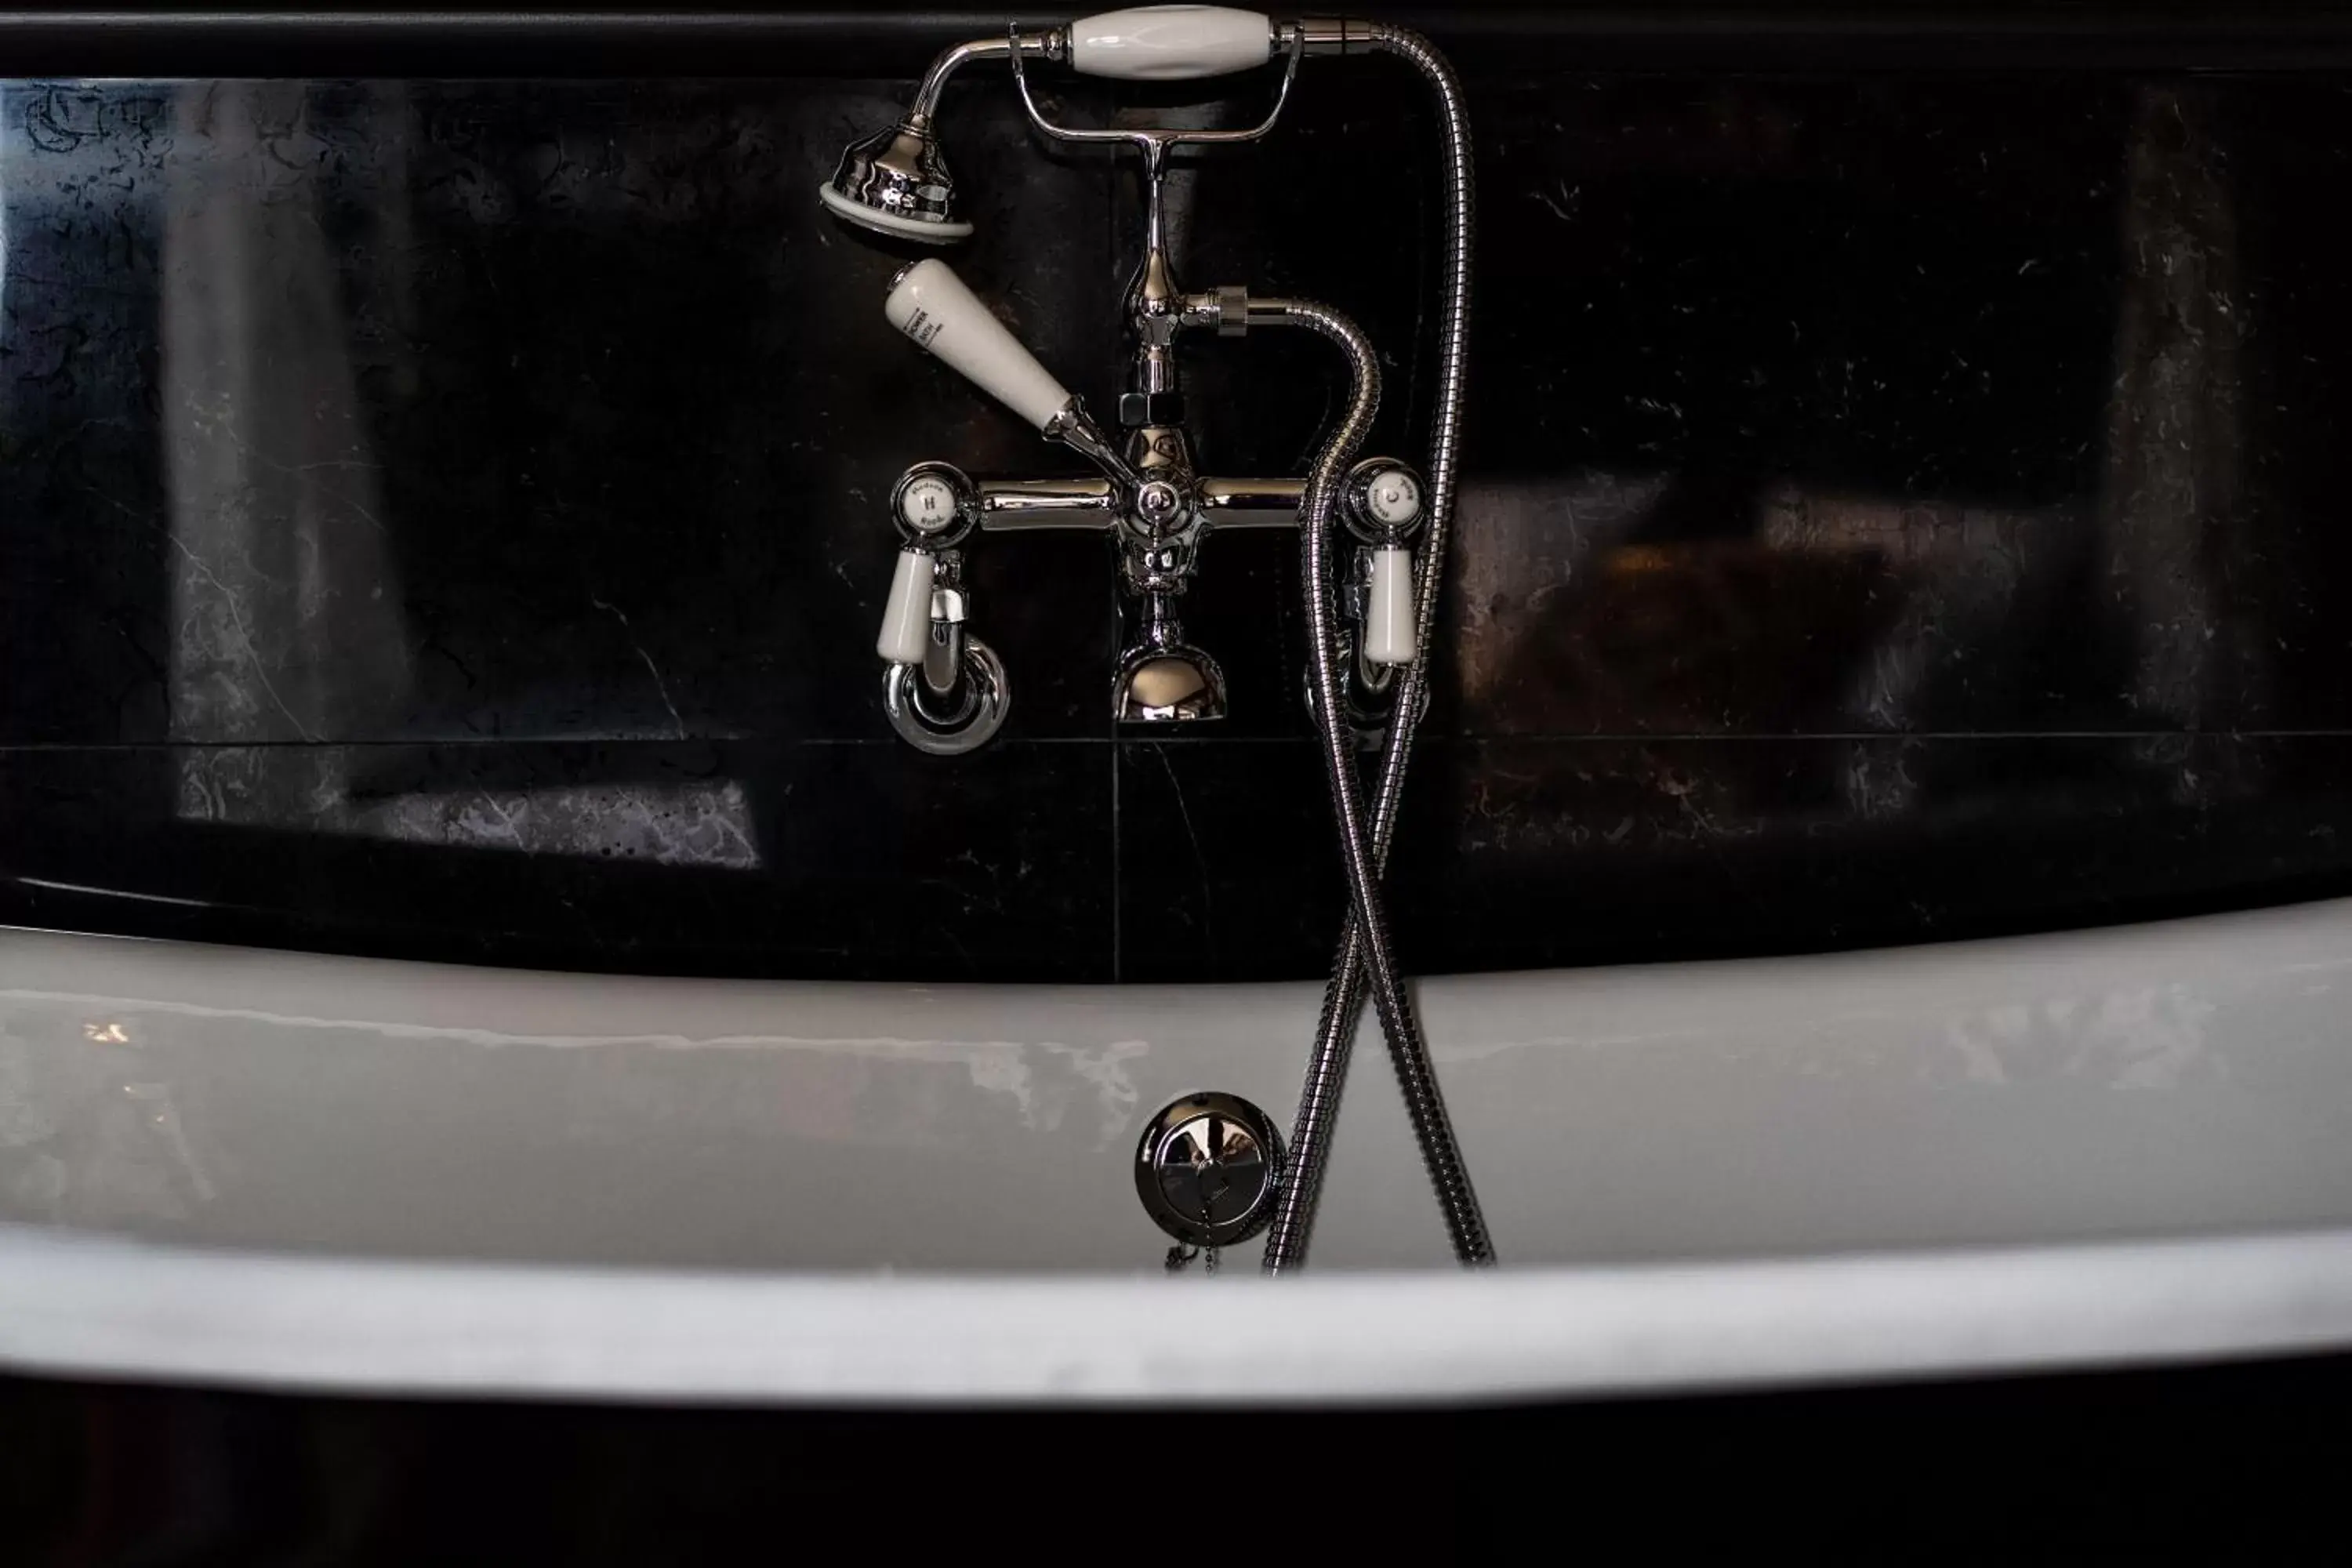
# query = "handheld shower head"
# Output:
<box><xmin>819</xmin><ymin>120</ymin><xmax>972</xmax><ymax>243</ymax></box>
<box><xmin>818</xmin><ymin>11</ymin><xmax>1288</xmax><ymax>245</ymax></box>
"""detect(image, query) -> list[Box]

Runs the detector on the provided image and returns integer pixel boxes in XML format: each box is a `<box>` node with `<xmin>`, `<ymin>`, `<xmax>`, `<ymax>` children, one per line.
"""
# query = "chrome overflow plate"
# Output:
<box><xmin>1134</xmin><ymin>1091</ymin><xmax>1283</xmax><ymax>1250</ymax></box>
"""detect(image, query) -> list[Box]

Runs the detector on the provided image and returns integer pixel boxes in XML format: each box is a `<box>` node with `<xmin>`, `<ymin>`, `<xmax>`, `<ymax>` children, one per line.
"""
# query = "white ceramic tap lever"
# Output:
<box><xmin>884</xmin><ymin>259</ymin><xmax>1073</xmax><ymax>431</ymax></box>
<box><xmin>876</xmin><ymin>548</ymin><xmax>937</xmax><ymax>664</ymax></box>
<box><xmin>1069</xmin><ymin>6</ymin><xmax>1274</xmax><ymax>80</ymax></box>
<box><xmin>1364</xmin><ymin>548</ymin><xmax>1417</xmax><ymax>666</ymax></box>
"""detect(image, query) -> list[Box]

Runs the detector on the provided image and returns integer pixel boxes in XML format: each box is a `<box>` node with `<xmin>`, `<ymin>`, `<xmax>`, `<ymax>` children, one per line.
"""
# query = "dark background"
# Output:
<box><xmin>4</xmin><ymin>1352</ymin><xmax>2349</xmax><ymax>1559</ymax></box>
<box><xmin>9</xmin><ymin>5</ymin><xmax>2352</xmax><ymax>983</ymax></box>
<box><xmin>7</xmin><ymin>5</ymin><xmax>2352</xmax><ymax>1555</ymax></box>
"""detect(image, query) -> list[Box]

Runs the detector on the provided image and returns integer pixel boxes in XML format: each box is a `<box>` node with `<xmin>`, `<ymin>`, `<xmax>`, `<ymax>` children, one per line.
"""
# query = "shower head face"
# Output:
<box><xmin>818</xmin><ymin>122</ymin><xmax>974</xmax><ymax>243</ymax></box>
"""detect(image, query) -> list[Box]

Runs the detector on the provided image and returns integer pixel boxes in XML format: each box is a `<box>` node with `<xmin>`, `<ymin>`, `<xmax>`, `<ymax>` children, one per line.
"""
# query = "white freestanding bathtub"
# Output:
<box><xmin>6</xmin><ymin>900</ymin><xmax>2352</xmax><ymax>1403</ymax></box>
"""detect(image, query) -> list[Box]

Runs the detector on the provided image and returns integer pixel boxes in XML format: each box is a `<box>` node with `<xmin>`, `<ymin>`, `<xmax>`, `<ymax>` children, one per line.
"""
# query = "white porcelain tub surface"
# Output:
<box><xmin>4</xmin><ymin>900</ymin><xmax>2352</xmax><ymax>1401</ymax></box>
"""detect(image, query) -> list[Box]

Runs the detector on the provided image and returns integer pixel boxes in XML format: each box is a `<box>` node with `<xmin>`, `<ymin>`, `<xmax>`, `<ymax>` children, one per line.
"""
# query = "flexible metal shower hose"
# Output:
<box><xmin>1261</xmin><ymin>24</ymin><xmax>1491</xmax><ymax>1271</ymax></box>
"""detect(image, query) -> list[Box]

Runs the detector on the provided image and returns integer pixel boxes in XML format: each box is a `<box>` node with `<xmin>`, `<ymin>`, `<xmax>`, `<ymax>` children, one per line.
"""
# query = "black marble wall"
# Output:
<box><xmin>7</xmin><ymin>43</ymin><xmax>2352</xmax><ymax>982</ymax></box>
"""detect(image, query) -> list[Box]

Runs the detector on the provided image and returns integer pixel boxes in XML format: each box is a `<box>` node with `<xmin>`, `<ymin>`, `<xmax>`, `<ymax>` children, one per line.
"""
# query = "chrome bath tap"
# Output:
<box><xmin>826</xmin><ymin>6</ymin><xmax>1493</xmax><ymax>1270</ymax></box>
<box><xmin>832</xmin><ymin>9</ymin><xmax>1425</xmax><ymax>748</ymax></box>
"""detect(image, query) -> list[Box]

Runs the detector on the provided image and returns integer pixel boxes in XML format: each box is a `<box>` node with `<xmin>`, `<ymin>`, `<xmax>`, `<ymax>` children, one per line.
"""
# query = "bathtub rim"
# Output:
<box><xmin>10</xmin><ymin>899</ymin><xmax>2352</xmax><ymax>1399</ymax></box>
<box><xmin>5</xmin><ymin>1221</ymin><xmax>2352</xmax><ymax>1404</ymax></box>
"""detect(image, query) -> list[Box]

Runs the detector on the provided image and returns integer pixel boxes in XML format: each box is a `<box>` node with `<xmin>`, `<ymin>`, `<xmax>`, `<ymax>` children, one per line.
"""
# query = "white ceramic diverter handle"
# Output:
<box><xmin>884</xmin><ymin>259</ymin><xmax>1072</xmax><ymax>431</ymax></box>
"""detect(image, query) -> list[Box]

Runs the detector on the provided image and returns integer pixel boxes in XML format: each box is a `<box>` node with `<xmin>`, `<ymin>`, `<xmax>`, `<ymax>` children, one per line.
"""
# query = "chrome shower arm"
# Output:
<box><xmin>905</xmin><ymin>30</ymin><xmax>1067</xmax><ymax>127</ymax></box>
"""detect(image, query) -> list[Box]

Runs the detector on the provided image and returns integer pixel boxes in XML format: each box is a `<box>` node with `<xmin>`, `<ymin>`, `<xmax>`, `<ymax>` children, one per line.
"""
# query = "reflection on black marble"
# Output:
<box><xmin>0</xmin><ymin>742</ymin><xmax>1113</xmax><ymax>980</ymax></box>
<box><xmin>10</xmin><ymin>67</ymin><xmax>2352</xmax><ymax>981</ymax></box>
<box><xmin>1116</xmin><ymin>735</ymin><xmax>2352</xmax><ymax>982</ymax></box>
